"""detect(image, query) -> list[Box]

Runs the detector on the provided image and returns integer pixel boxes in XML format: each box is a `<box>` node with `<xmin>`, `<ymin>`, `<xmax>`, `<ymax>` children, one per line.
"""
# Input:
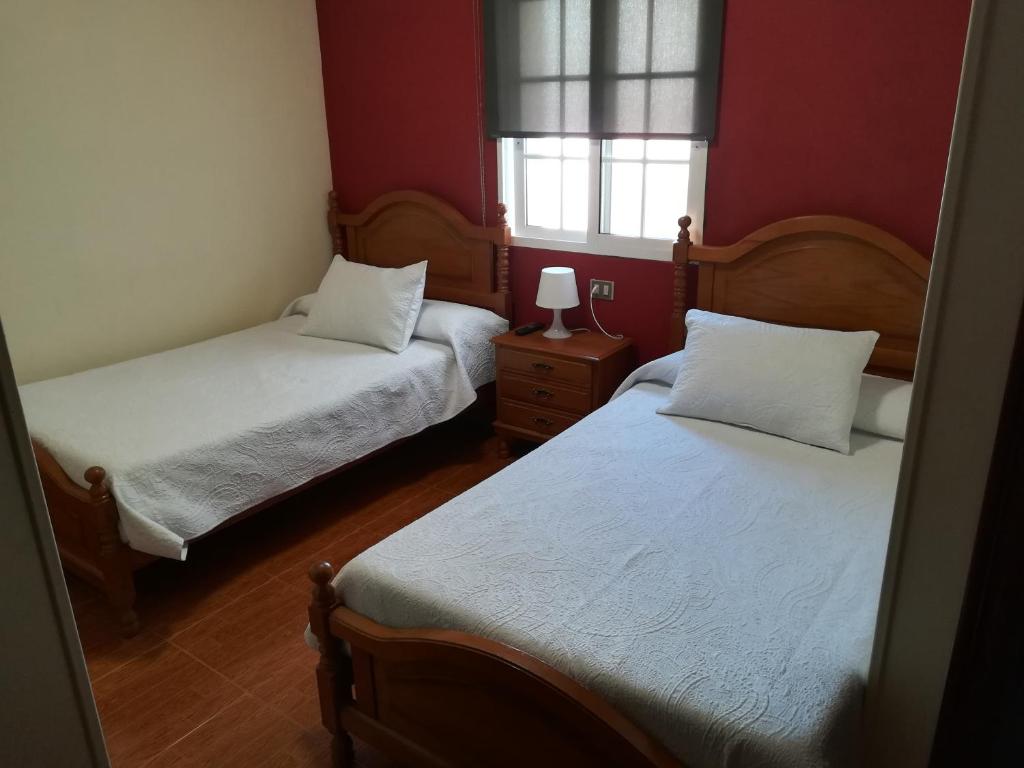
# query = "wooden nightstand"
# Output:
<box><xmin>492</xmin><ymin>330</ymin><xmax>635</xmax><ymax>457</ymax></box>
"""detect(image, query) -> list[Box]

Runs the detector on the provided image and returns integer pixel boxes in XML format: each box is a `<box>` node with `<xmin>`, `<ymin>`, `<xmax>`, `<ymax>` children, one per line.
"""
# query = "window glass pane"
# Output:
<box><xmin>563</xmin><ymin>81</ymin><xmax>590</xmax><ymax>133</ymax></box>
<box><xmin>649</xmin><ymin>77</ymin><xmax>696</xmax><ymax>134</ymax></box>
<box><xmin>652</xmin><ymin>0</ymin><xmax>698</xmax><ymax>72</ymax></box>
<box><xmin>562</xmin><ymin>159</ymin><xmax>588</xmax><ymax>231</ymax></box>
<box><xmin>605</xmin><ymin>139</ymin><xmax>644</xmax><ymax>160</ymax></box>
<box><xmin>646</xmin><ymin>139</ymin><xmax>690</xmax><ymax>161</ymax></box>
<box><xmin>642</xmin><ymin>162</ymin><xmax>689</xmax><ymax>240</ymax></box>
<box><xmin>518</xmin><ymin>0</ymin><xmax>561</xmax><ymax>78</ymax></box>
<box><xmin>604</xmin><ymin>162</ymin><xmax>643</xmax><ymax>237</ymax></box>
<box><xmin>519</xmin><ymin>82</ymin><xmax>562</xmax><ymax>134</ymax></box>
<box><xmin>564</xmin><ymin>0</ymin><xmax>591</xmax><ymax>76</ymax></box>
<box><xmin>525</xmin><ymin>158</ymin><xmax>562</xmax><ymax>229</ymax></box>
<box><xmin>605</xmin><ymin>80</ymin><xmax>646</xmax><ymax>134</ymax></box>
<box><xmin>614</xmin><ymin>0</ymin><xmax>650</xmax><ymax>74</ymax></box>
<box><xmin>525</xmin><ymin>137</ymin><xmax>562</xmax><ymax>157</ymax></box>
<box><xmin>562</xmin><ymin>138</ymin><xmax>589</xmax><ymax>158</ymax></box>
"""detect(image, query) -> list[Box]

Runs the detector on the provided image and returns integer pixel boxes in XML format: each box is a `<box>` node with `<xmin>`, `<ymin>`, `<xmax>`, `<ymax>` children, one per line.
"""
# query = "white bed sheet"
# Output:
<box><xmin>20</xmin><ymin>311</ymin><xmax>506</xmax><ymax>559</ymax></box>
<box><xmin>332</xmin><ymin>381</ymin><xmax>901</xmax><ymax>768</ymax></box>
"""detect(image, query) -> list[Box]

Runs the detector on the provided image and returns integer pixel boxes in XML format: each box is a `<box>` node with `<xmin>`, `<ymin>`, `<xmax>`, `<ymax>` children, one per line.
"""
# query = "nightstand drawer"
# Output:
<box><xmin>498</xmin><ymin>399</ymin><xmax>579</xmax><ymax>437</ymax></box>
<box><xmin>500</xmin><ymin>374</ymin><xmax>591</xmax><ymax>414</ymax></box>
<box><xmin>498</xmin><ymin>348</ymin><xmax>591</xmax><ymax>388</ymax></box>
<box><xmin>491</xmin><ymin>330</ymin><xmax>633</xmax><ymax>458</ymax></box>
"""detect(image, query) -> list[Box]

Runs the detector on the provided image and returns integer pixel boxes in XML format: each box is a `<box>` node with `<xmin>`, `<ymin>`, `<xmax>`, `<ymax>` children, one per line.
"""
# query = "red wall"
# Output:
<box><xmin>704</xmin><ymin>1</ymin><xmax>969</xmax><ymax>253</ymax></box>
<box><xmin>316</xmin><ymin>0</ymin><xmax>497</xmax><ymax>223</ymax></box>
<box><xmin>316</xmin><ymin>0</ymin><xmax>970</xmax><ymax>362</ymax></box>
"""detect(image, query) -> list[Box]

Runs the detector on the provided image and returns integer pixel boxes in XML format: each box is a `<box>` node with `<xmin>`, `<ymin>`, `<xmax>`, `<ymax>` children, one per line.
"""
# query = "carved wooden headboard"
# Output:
<box><xmin>671</xmin><ymin>215</ymin><xmax>931</xmax><ymax>379</ymax></box>
<box><xmin>329</xmin><ymin>190</ymin><xmax>512</xmax><ymax>318</ymax></box>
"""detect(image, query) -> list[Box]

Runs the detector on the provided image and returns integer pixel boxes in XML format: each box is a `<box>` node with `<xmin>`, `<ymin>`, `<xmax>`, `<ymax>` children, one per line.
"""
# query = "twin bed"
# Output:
<box><xmin>305</xmin><ymin>215</ymin><xmax>929</xmax><ymax>767</ymax></box>
<box><xmin>23</xmin><ymin>191</ymin><xmax>512</xmax><ymax>635</ymax></box>
<box><xmin>24</xmin><ymin>188</ymin><xmax>930</xmax><ymax>766</ymax></box>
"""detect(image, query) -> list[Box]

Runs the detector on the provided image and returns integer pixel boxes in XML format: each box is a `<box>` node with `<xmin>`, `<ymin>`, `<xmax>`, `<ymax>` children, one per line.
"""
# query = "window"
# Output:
<box><xmin>499</xmin><ymin>137</ymin><xmax>706</xmax><ymax>260</ymax></box>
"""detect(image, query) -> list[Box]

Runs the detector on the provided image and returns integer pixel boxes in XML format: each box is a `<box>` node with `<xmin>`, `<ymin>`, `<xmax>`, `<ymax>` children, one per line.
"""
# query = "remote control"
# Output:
<box><xmin>514</xmin><ymin>321</ymin><xmax>545</xmax><ymax>336</ymax></box>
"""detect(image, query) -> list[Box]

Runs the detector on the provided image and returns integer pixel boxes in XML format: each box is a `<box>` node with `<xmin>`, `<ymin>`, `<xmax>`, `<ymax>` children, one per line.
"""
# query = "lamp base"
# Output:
<box><xmin>542</xmin><ymin>328</ymin><xmax>573</xmax><ymax>339</ymax></box>
<box><xmin>542</xmin><ymin>308</ymin><xmax>573</xmax><ymax>339</ymax></box>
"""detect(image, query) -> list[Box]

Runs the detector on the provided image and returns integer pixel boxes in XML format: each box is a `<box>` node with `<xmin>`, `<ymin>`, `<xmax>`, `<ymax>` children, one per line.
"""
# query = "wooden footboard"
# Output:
<box><xmin>308</xmin><ymin>563</ymin><xmax>682</xmax><ymax>768</ymax></box>
<box><xmin>33</xmin><ymin>442</ymin><xmax>144</xmax><ymax>636</ymax></box>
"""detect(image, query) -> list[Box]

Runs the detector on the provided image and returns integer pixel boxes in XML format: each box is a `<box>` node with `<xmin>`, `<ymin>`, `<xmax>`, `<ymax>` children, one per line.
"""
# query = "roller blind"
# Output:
<box><xmin>484</xmin><ymin>0</ymin><xmax>725</xmax><ymax>140</ymax></box>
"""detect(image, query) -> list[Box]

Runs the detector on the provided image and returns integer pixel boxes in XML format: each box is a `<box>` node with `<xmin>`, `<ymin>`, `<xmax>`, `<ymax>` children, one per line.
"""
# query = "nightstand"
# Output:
<box><xmin>491</xmin><ymin>330</ymin><xmax>635</xmax><ymax>457</ymax></box>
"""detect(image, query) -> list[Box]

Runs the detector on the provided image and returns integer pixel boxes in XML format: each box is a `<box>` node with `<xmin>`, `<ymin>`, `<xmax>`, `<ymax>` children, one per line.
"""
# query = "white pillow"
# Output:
<box><xmin>853</xmin><ymin>374</ymin><xmax>913</xmax><ymax>440</ymax></box>
<box><xmin>658</xmin><ymin>310</ymin><xmax>879</xmax><ymax>453</ymax></box>
<box><xmin>280</xmin><ymin>292</ymin><xmax>317</xmax><ymax>318</ymax></box>
<box><xmin>413</xmin><ymin>299</ymin><xmax>507</xmax><ymax>343</ymax></box>
<box><xmin>301</xmin><ymin>256</ymin><xmax>427</xmax><ymax>352</ymax></box>
<box><xmin>612</xmin><ymin>350</ymin><xmax>686</xmax><ymax>400</ymax></box>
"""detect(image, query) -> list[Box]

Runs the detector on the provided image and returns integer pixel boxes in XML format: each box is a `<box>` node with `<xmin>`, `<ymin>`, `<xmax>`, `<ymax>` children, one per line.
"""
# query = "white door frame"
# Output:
<box><xmin>0</xmin><ymin>319</ymin><xmax>109</xmax><ymax>765</ymax></box>
<box><xmin>865</xmin><ymin>0</ymin><xmax>1024</xmax><ymax>763</ymax></box>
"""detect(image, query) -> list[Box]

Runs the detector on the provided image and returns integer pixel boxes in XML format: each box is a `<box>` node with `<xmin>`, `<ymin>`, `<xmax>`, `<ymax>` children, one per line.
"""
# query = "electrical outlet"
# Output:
<box><xmin>590</xmin><ymin>279</ymin><xmax>615</xmax><ymax>301</ymax></box>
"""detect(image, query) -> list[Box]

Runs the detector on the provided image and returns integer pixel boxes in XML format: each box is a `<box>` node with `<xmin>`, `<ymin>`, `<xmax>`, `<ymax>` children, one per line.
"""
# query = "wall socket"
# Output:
<box><xmin>590</xmin><ymin>279</ymin><xmax>615</xmax><ymax>301</ymax></box>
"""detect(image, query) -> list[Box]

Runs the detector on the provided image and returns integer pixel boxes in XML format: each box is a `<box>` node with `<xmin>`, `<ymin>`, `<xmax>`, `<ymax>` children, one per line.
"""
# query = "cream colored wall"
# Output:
<box><xmin>0</xmin><ymin>0</ymin><xmax>333</xmax><ymax>383</ymax></box>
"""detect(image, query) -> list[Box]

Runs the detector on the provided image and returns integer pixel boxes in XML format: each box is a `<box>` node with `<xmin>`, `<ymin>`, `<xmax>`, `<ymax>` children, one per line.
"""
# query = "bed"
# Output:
<box><xmin>23</xmin><ymin>190</ymin><xmax>512</xmax><ymax>636</ymax></box>
<box><xmin>305</xmin><ymin>215</ymin><xmax>930</xmax><ymax>767</ymax></box>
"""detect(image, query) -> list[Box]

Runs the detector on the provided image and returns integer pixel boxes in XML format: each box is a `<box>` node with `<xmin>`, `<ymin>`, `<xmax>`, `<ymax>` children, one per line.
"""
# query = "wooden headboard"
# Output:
<box><xmin>671</xmin><ymin>215</ymin><xmax>931</xmax><ymax>379</ymax></box>
<box><xmin>329</xmin><ymin>190</ymin><xmax>512</xmax><ymax>318</ymax></box>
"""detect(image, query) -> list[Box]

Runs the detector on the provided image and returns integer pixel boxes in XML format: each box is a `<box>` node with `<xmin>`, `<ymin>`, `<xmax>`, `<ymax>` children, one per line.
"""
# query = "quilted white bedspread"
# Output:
<box><xmin>20</xmin><ymin>311</ymin><xmax>506</xmax><ymax>559</ymax></box>
<box><xmin>334</xmin><ymin>382</ymin><xmax>901</xmax><ymax>768</ymax></box>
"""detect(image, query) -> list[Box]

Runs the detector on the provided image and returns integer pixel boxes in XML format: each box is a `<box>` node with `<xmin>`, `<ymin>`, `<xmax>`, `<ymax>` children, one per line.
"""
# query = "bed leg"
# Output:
<box><xmin>87</xmin><ymin>467</ymin><xmax>140</xmax><ymax>637</ymax></box>
<box><xmin>309</xmin><ymin>562</ymin><xmax>354</xmax><ymax>767</ymax></box>
<box><xmin>331</xmin><ymin>732</ymin><xmax>355</xmax><ymax>768</ymax></box>
<box><xmin>111</xmin><ymin>590</ymin><xmax>139</xmax><ymax>638</ymax></box>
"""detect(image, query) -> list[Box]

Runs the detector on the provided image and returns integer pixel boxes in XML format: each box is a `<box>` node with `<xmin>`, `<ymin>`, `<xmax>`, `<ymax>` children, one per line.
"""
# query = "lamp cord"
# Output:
<box><xmin>569</xmin><ymin>286</ymin><xmax>624</xmax><ymax>338</ymax></box>
<box><xmin>588</xmin><ymin>285</ymin><xmax>623</xmax><ymax>339</ymax></box>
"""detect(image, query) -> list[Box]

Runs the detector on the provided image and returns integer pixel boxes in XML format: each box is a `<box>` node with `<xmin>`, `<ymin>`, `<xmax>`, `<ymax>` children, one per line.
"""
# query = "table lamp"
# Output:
<box><xmin>536</xmin><ymin>267</ymin><xmax>580</xmax><ymax>339</ymax></box>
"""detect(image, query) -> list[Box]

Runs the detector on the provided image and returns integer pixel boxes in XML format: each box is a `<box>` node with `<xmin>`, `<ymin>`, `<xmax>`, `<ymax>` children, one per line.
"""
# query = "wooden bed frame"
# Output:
<box><xmin>670</xmin><ymin>214</ymin><xmax>930</xmax><ymax>378</ymax></box>
<box><xmin>307</xmin><ymin>215</ymin><xmax>932</xmax><ymax>767</ymax></box>
<box><xmin>33</xmin><ymin>190</ymin><xmax>511</xmax><ymax>636</ymax></box>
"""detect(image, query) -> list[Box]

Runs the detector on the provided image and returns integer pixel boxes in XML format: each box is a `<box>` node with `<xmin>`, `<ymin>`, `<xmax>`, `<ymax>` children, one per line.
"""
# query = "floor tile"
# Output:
<box><xmin>73</xmin><ymin>596</ymin><xmax>165</xmax><ymax>682</ymax></box>
<box><xmin>367</xmin><ymin>434</ymin><xmax>472</xmax><ymax>489</ymax></box>
<box><xmin>423</xmin><ymin>425</ymin><xmax>506</xmax><ymax>479</ymax></box>
<box><xmin>144</xmin><ymin>694</ymin><xmax>328</xmax><ymax>768</ymax></box>
<box><xmin>91</xmin><ymin>645</ymin><xmax>240</xmax><ymax>767</ymax></box>
<box><xmin>133</xmin><ymin>549</ymin><xmax>277</xmax><ymax>639</ymax></box>
<box><xmin>278</xmin><ymin>487</ymin><xmax>455</xmax><ymax>589</ymax></box>
<box><xmin>433</xmin><ymin>438</ymin><xmax>512</xmax><ymax>496</ymax></box>
<box><xmin>170</xmin><ymin>577</ymin><xmax>309</xmax><ymax>691</ymax></box>
<box><xmin>248</xmin><ymin>640</ymin><xmax>324</xmax><ymax>733</ymax></box>
<box><xmin>229</xmin><ymin>475</ymin><xmax>432</xmax><ymax>578</ymax></box>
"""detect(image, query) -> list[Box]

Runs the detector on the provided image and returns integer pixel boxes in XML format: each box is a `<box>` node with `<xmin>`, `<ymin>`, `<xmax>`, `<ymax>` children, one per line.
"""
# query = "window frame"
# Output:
<box><xmin>498</xmin><ymin>137</ymin><xmax>707</xmax><ymax>261</ymax></box>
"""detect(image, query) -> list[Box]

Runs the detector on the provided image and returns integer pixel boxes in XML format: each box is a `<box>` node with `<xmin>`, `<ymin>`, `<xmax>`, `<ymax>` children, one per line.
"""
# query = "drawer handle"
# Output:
<box><xmin>531</xmin><ymin>387</ymin><xmax>554</xmax><ymax>399</ymax></box>
<box><xmin>532</xmin><ymin>416</ymin><xmax>554</xmax><ymax>428</ymax></box>
<box><xmin>531</xmin><ymin>362</ymin><xmax>554</xmax><ymax>372</ymax></box>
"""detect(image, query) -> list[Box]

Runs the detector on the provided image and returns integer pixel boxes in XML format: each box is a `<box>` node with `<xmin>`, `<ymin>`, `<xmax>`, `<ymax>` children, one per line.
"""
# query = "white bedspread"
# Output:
<box><xmin>20</xmin><ymin>311</ymin><xmax>506</xmax><ymax>559</ymax></box>
<box><xmin>333</xmin><ymin>381</ymin><xmax>901</xmax><ymax>768</ymax></box>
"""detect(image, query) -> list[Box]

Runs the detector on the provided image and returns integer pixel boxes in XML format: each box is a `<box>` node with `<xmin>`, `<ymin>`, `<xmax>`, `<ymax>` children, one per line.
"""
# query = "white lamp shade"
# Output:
<box><xmin>536</xmin><ymin>267</ymin><xmax>580</xmax><ymax>309</ymax></box>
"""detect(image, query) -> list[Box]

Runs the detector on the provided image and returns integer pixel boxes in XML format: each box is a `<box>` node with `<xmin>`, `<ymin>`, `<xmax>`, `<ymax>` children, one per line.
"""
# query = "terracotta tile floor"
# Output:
<box><xmin>67</xmin><ymin>414</ymin><xmax>513</xmax><ymax>767</ymax></box>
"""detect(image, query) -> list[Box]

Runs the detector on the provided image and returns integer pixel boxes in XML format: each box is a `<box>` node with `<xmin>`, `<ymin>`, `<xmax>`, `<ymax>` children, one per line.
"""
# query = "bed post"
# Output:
<box><xmin>87</xmin><ymin>467</ymin><xmax>140</xmax><ymax>637</ymax></box>
<box><xmin>309</xmin><ymin>562</ymin><xmax>354</xmax><ymax>768</ymax></box>
<box><xmin>327</xmin><ymin>191</ymin><xmax>343</xmax><ymax>256</ymax></box>
<box><xmin>670</xmin><ymin>215</ymin><xmax>693</xmax><ymax>351</ymax></box>
<box><xmin>496</xmin><ymin>202</ymin><xmax>512</xmax><ymax>318</ymax></box>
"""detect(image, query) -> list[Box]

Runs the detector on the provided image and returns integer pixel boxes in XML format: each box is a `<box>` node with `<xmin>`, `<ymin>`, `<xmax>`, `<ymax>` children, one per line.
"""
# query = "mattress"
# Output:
<box><xmin>333</xmin><ymin>381</ymin><xmax>902</xmax><ymax>768</ymax></box>
<box><xmin>20</xmin><ymin>310</ymin><xmax>506</xmax><ymax>559</ymax></box>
